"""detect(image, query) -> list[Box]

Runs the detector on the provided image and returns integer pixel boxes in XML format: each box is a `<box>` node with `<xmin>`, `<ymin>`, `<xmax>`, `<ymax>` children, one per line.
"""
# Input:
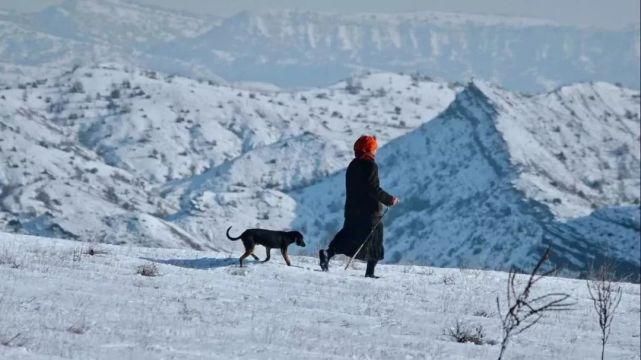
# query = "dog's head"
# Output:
<box><xmin>291</xmin><ymin>231</ymin><xmax>305</xmax><ymax>247</ymax></box>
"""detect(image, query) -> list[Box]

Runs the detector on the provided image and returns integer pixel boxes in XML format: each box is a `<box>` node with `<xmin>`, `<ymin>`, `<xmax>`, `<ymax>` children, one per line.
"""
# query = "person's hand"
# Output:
<box><xmin>391</xmin><ymin>197</ymin><xmax>400</xmax><ymax>206</ymax></box>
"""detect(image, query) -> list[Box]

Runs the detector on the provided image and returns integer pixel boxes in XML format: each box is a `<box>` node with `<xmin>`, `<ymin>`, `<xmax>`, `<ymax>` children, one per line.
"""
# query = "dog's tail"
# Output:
<box><xmin>226</xmin><ymin>226</ymin><xmax>242</xmax><ymax>241</ymax></box>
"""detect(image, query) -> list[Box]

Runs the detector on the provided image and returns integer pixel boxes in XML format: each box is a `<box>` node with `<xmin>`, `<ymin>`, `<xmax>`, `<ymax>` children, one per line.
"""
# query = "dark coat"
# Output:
<box><xmin>329</xmin><ymin>158</ymin><xmax>394</xmax><ymax>261</ymax></box>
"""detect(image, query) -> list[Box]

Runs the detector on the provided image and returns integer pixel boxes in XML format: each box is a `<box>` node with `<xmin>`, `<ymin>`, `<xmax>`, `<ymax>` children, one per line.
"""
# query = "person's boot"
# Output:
<box><xmin>365</xmin><ymin>260</ymin><xmax>379</xmax><ymax>278</ymax></box>
<box><xmin>319</xmin><ymin>249</ymin><xmax>329</xmax><ymax>271</ymax></box>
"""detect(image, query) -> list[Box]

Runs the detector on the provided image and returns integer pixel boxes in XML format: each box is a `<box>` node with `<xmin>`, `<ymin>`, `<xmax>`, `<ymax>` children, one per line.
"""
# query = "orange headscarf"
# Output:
<box><xmin>354</xmin><ymin>135</ymin><xmax>378</xmax><ymax>160</ymax></box>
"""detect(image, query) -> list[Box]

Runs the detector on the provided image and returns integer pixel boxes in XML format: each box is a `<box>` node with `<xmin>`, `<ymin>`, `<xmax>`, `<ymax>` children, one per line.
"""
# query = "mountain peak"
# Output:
<box><xmin>294</xmin><ymin>79</ymin><xmax>639</xmax><ymax>273</ymax></box>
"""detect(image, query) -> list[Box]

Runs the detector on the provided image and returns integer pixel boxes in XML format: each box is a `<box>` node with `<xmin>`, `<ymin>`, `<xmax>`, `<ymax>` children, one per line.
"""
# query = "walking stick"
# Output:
<box><xmin>344</xmin><ymin>207</ymin><xmax>389</xmax><ymax>270</ymax></box>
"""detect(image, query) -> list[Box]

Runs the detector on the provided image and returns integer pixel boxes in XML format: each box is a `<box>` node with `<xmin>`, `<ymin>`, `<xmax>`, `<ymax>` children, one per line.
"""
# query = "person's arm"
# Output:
<box><xmin>365</xmin><ymin>162</ymin><xmax>395</xmax><ymax>206</ymax></box>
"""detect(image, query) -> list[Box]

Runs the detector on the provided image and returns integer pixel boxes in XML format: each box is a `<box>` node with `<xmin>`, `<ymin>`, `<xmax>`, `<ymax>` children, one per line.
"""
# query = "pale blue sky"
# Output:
<box><xmin>0</xmin><ymin>0</ymin><xmax>639</xmax><ymax>29</ymax></box>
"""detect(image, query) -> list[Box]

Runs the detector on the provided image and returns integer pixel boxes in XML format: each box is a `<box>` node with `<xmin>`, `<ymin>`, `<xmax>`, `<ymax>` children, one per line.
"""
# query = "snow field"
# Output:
<box><xmin>1</xmin><ymin>232</ymin><xmax>639</xmax><ymax>359</ymax></box>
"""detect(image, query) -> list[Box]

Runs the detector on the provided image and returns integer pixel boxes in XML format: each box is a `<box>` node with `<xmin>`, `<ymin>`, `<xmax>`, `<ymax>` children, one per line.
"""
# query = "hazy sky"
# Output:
<box><xmin>1</xmin><ymin>0</ymin><xmax>639</xmax><ymax>29</ymax></box>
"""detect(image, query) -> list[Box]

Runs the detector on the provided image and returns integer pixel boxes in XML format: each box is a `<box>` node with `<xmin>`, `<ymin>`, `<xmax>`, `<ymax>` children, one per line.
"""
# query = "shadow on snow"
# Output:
<box><xmin>140</xmin><ymin>256</ymin><xmax>259</xmax><ymax>270</ymax></box>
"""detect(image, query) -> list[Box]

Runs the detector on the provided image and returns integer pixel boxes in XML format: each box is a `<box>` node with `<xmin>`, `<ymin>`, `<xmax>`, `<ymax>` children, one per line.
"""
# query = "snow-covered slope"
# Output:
<box><xmin>0</xmin><ymin>90</ymin><xmax>207</xmax><ymax>249</ymax></box>
<box><xmin>1</xmin><ymin>232</ymin><xmax>639</xmax><ymax>359</ymax></box>
<box><xmin>150</xmin><ymin>72</ymin><xmax>458</xmax><ymax>249</ymax></box>
<box><xmin>0</xmin><ymin>64</ymin><xmax>458</xmax><ymax>251</ymax></box>
<box><xmin>293</xmin><ymin>81</ymin><xmax>640</xmax><ymax>277</ymax></box>
<box><xmin>1</xmin><ymin>63</ymin><xmax>638</xmax><ymax>277</ymax></box>
<box><xmin>0</xmin><ymin>2</ymin><xmax>638</xmax><ymax>91</ymax></box>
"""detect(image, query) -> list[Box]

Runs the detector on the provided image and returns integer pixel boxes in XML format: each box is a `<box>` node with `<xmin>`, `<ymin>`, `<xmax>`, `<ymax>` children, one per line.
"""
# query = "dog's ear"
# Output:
<box><xmin>295</xmin><ymin>232</ymin><xmax>305</xmax><ymax>246</ymax></box>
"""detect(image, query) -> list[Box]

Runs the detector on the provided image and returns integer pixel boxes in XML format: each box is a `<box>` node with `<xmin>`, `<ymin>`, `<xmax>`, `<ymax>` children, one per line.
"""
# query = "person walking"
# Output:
<box><xmin>319</xmin><ymin>135</ymin><xmax>399</xmax><ymax>278</ymax></box>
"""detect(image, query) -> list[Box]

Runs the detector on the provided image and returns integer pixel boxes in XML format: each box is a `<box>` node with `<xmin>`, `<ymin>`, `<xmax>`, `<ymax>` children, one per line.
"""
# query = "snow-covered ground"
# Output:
<box><xmin>0</xmin><ymin>232</ymin><xmax>639</xmax><ymax>359</ymax></box>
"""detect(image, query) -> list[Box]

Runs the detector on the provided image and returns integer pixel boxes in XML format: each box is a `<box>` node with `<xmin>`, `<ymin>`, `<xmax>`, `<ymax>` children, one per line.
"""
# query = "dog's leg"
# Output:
<box><xmin>280</xmin><ymin>247</ymin><xmax>291</xmax><ymax>266</ymax></box>
<box><xmin>250</xmin><ymin>252</ymin><xmax>259</xmax><ymax>261</ymax></box>
<box><xmin>263</xmin><ymin>248</ymin><xmax>271</xmax><ymax>263</ymax></box>
<box><xmin>239</xmin><ymin>246</ymin><xmax>254</xmax><ymax>267</ymax></box>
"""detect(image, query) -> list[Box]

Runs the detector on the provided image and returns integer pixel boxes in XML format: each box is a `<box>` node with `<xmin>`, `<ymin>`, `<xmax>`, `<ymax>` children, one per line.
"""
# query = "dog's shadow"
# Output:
<box><xmin>140</xmin><ymin>256</ymin><xmax>254</xmax><ymax>270</ymax></box>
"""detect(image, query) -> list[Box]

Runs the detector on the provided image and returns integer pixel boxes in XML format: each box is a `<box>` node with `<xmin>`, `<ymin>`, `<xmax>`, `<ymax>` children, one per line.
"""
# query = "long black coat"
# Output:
<box><xmin>329</xmin><ymin>157</ymin><xmax>394</xmax><ymax>261</ymax></box>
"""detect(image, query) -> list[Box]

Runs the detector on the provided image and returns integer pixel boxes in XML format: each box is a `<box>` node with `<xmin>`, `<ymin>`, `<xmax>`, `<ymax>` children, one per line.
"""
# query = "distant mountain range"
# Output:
<box><xmin>0</xmin><ymin>0</ymin><xmax>639</xmax><ymax>91</ymax></box>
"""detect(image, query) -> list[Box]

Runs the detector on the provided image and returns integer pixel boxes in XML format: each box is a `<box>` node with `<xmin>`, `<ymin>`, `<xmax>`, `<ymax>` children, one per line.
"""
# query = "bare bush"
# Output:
<box><xmin>0</xmin><ymin>248</ymin><xmax>21</xmax><ymax>269</ymax></box>
<box><xmin>587</xmin><ymin>263</ymin><xmax>623</xmax><ymax>360</ymax></box>
<box><xmin>67</xmin><ymin>320</ymin><xmax>89</xmax><ymax>335</ymax></box>
<box><xmin>177</xmin><ymin>298</ymin><xmax>202</xmax><ymax>322</ymax></box>
<box><xmin>345</xmin><ymin>78</ymin><xmax>363</xmax><ymax>95</ymax></box>
<box><xmin>445</xmin><ymin>320</ymin><xmax>486</xmax><ymax>345</ymax></box>
<box><xmin>418</xmin><ymin>268</ymin><xmax>435</xmax><ymax>276</ymax></box>
<box><xmin>72</xmin><ymin>247</ymin><xmax>83</xmax><ymax>262</ymax></box>
<box><xmin>83</xmin><ymin>247</ymin><xmax>108</xmax><ymax>256</ymax></box>
<box><xmin>228</xmin><ymin>267</ymin><xmax>249</xmax><ymax>276</ymax></box>
<box><xmin>441</xmin><ymin>274</ymin><xmax>456</xmax><ymax>285</ymax></box>
<box><xmin>1</xmin><ymin>332</ymin><xmax>27</xmax><ymax>347</ymax></box>
<box><xmin>69</xmin><ymin>81</ymin><xmax>84</xmax><ymax>93</ymax></box>
<box><xmin>473</xmin><ymin>310</ymin><xmax>491</xmax><ymax>318</ymax></box>
<box><xmin>496</xmin><ymin>248</ymin><xmax>574</xmax><ymax>360</ymax></box>
<box><xmin>137</xmin><ymin>263</ymin><xmax>159</xmax><ymax>277</ymax></box>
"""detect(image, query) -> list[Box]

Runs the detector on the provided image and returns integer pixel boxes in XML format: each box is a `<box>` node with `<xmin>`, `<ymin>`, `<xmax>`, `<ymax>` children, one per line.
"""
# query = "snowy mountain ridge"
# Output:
<box><xmin>479</xmin><ymin>81</ymin><xmax>639</xmax><ymax>219</ymax></box>
<box><xmin>0</xmin><ymin>64</ymin><xmax>458</xmax><ymax>252</ymax></box>
<box><xmin>293</xmin><ymin>80</ymin><xmax>640</xmax><ymax>277</ymax></box>
<box><xmin>0</xmin><ymin>63</ymin><xmax>638</xmax><ymax>277</ymax></box>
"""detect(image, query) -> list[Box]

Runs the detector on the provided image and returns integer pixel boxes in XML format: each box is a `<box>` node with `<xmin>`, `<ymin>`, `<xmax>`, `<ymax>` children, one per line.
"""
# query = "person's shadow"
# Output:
<box><xmin>140</xmin><ymin>256</ymin><xmax>251</xmax><ymax>270</ymax></box>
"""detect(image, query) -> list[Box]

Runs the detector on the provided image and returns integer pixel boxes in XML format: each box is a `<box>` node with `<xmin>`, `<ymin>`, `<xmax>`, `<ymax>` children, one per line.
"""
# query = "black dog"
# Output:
<box><xmin>226</xmin><ymin>226</ymin><xmax>305</xmax><ymax>267</ymax></box>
